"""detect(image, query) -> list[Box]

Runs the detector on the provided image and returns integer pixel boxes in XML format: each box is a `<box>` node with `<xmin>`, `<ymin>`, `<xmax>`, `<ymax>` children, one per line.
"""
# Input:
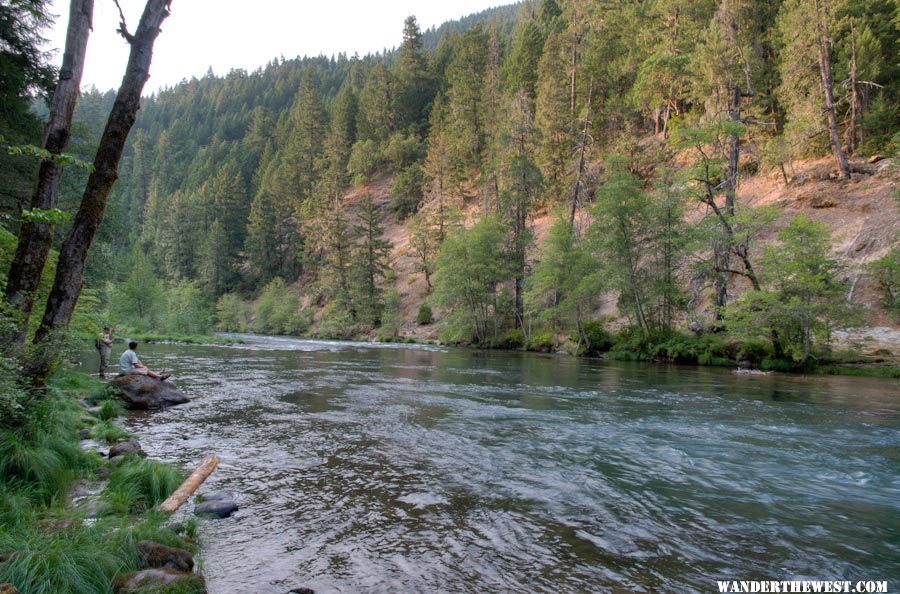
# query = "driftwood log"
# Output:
<box><xmin>158</xmin><ymin>456</ymin><xmax>220</xmax><ymax>513</ymax></box>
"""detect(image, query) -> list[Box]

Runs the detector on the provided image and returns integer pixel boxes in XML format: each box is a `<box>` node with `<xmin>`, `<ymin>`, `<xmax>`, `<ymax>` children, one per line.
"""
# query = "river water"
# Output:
<box><xmin>104</xmin><ymin>335</ymin><xmax>899</xmax><ymax>593</ymax></box>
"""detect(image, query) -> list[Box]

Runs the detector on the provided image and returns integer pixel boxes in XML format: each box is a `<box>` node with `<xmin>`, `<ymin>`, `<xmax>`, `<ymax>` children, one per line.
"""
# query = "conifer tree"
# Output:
<box><xmin>394</xmin><ymin>16</ymin><xmax>432</xmax><ymax>133</ymax></box>
<box><xmin>352</xmin><ymin>195</ymin><xmax>392</xmax><ymax>324</ymax></box>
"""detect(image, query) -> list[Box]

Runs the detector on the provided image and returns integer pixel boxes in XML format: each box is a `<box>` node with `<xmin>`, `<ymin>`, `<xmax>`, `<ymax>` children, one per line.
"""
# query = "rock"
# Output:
<box><xmin>108</xmin><ymin>440</ymin><xmax>145</xmax><ymax>458</ymax></box>
<box><xmin>197</xmin><ymin>491</ymin><xmax>236</xmax><ymax>503</ymax></box>
<box><xmin>0</xmin><ymin>584</ymin><xmax>20</xmax><ymax>594</ymax></box>
<box><xmin>194</xmin><ymin>498</ymin><xmax>238</xmax><ymax>518</ymax></box>
<box><xmin>96</xmin><ymin>467</ymin><xmax>111</xmax><ymax>478</ymax></box>
<box><xmin>288</xmin><ymin>589</ymin><xmax>315</xmax><ymax>594</ymax></box>
<box><xmin>78</xmin><ymin>428</ymin><xmax>91</xmax><ymax>440</ymax></box>
<box><xmin>111</xmin><ymin>374</ymin><xmax>189</xmax><ymax>410</ymax></box>
<box><xmin>115</xmin><ymin>568</ymin><xmax>204</xmax><ymax>593</ymax></box>
<box><xmin>137</xmin><ymin>540</ymin><xmax>194</xmax><ymax>572</ymax></box>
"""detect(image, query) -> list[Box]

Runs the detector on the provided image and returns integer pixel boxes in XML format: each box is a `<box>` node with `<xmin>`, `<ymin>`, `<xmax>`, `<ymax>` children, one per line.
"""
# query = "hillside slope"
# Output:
<box><xmin>333</xmin><ymin>155</ymin><xmax>899</xmax><ymax>354</ymax></box>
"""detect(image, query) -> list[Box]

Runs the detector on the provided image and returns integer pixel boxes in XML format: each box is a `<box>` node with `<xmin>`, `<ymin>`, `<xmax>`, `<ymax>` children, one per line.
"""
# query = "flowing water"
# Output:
<box><xmin>99</xmin><ymin>335</ymin><xmax>899</xmax><ymax>593</ymax></box>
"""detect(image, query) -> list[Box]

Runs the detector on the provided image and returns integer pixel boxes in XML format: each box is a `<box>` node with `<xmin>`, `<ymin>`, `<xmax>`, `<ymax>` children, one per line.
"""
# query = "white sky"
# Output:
<box><xmin>46</xmin><ymin>0</ymin><xmax>507</xmax><ymax>94</ymax></box>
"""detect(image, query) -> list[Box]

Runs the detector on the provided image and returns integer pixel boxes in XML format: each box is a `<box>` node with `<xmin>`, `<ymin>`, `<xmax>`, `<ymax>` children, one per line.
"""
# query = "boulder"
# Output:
<box><xmin>115</xmin><ymin>568</ymin><xmax>204</xmax><ymax>593</ymax></box>
<box><xmin>137</xmin><ymin>540</ymin><xmax>194</xmax><ymax>572</ymax></box>
<box><xmin>111</xmin><ymin>374</ymin><xmax>188</xmax><ymax>410</ymax></box>
<box><xmin>108</xmin><ymin>440</ymin><xmax>145</xmax><ymax>458</ymax></box>
<box><xmin>194</xmin><ymin>495</ymin><xmax>239</xmax><ymax>518</ymax></box>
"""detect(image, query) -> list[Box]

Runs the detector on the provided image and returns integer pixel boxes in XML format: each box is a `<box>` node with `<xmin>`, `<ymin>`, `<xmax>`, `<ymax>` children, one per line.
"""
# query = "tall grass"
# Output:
<box><xmin>103</xmin><ymin>458</ymin><xmax>185</xmax><ymax>514</ymax></box>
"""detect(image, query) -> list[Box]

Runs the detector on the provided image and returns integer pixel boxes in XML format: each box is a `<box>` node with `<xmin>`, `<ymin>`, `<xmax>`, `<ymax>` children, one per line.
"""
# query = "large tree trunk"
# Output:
<box><xmin>3</xmin><ymin>0</ymin><xmax>94</xmax><ymax>349</ymax></box>
<box><xmin>814</xmin><ymin>0</ymin><xmax>850</xmax><ymax>180</ymax></box>
<box><xmin>27</xmin><ymin>0</ymin><xmax>172</xmax><ymax>385</ymax></box>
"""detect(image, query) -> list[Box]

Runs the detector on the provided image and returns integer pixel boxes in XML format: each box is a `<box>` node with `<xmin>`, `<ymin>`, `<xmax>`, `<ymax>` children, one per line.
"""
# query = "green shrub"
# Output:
<box><xmin>215</xmin><ymin>293</ymin><xmax>251</xmax><ymax>332</ymax></box>
<box><xmin>870</xmin><ymin>247</ymin><xmax>899</xmax><ymax>315</ymax></box>
<box><xmin>498</xmin><ymin>329</ymin><xmax>525</xmax><ymax>349</ymax></box>
<box><xmin>580</xmin><ymin>321</ymin><xmax>613</xmax><ymax>355</ymax></box>
<box><xmin>377</xmin><ymin>290</ymin><xmax>402</xmax><ymax>339</ymax></box>
<box><xmin>526</xmin><ymin>331</ymin><xmax>555</xmax><ymax>352</ymax></box>
<box><xmin>162</xmin><ymin>281</ymin><xmax>213</xmax><ymax>335</ymax></box>
<box><xmin>416</xmin><ymin>303</ymin><xmax>433</xmax><ymax>325</ymax></box>
<box><xmin>253</xmin><ymin>277</ymin><xmax>300</xmax><ymax>335</ymax></box>
<box><xmin>735</xmin><ymin>338</ymin><xmax>773</xmax><ymax>365</ymax></box>
<box><xmin>348</xmin><ymin>139</ymin><xmax>382</xmax><ymax>185</ymax></box>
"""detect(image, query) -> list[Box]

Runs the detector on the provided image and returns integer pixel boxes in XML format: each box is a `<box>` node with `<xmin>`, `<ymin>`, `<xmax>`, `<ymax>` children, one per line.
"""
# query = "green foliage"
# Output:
<box><xmin>497</xmin><ymin>328</ymin><xmax>524</xmax><ymax>349</ymax></box>
<box><xmin>110</xmin><ymin>244</ymin><xmax>165</xmax><ymax>331</ymax></box>
<box><xmin>103</xmin><ymin>458</ymin><xmax>185</xmax><ymax>514</ymax></box>
<box><xmin>727</xmin><ymin>214</ymin><xmax>853</xmax><ymax>365</ymax></box>
<box><xmin>377</xmin><ymin>289</ymin><xmax>402</xmax><ymax>340</ymax></box>
<box><xmin>162</xmin><ymin>281</ymin><xmax>213</xmax><ymax>335</ymax></box>
<box><xmin>215</xmin><ymin>293</ymin><xmax>251</xmax><ymax>332</ymax></box>
<box><xmin>870</xmin><ymin>246</ymin><xmax>900</xmax><ymax>315</ymax></box>
<box><xmin>526</xmin><ymin>331</ymin><xmax>555</xmax><ymax>352</ymax></box>
<box><xmin>390</xmin><ymin>163</ymin><xmax>424</xmax><ymax>219</ymax></box>
<box><xmin>416</xmin><ymin>302</ymin><xmax>433</xmax><ymax>325</ymax></box>
<box><xmin>90</xmin><ymin>420</ymin><xmax>132</xmax><ymax>444</ymax></box>
<box><xmin>347</xmin><ymin>139</ymin><xmax>382</xmax><ymax>185</ymax></box>
<box><xmin>433</xmin><ymin>216</ymin><xmax>512</xmax><ymax>344</ymax></box>
<box><xmin>97</xmin><ymin>399</ymin><xmax>125</xmax><ymax>421</ymax></box>
<box><xmin>253</xmin><ymin>277</ymin><xmax>300</xmax><ymax>335</ymax></box>
<box><xmin>580</xmin><ymin>321</ymin><xmax>613</xmax><ymax>356</ymax></box>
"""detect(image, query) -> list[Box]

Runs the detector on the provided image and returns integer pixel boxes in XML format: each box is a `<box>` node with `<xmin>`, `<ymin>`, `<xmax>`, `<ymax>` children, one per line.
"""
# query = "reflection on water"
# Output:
<box><xmin>91</xmin><ymin>335</ymin><xmax>900</xmax><ymax>593</ymax></box>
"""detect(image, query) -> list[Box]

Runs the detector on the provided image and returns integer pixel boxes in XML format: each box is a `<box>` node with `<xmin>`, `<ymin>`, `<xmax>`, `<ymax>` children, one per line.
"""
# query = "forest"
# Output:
<box><xmin>2</xmin><ymin>0</ymin><xmax>900</xmax><ymax>378</ymax></box>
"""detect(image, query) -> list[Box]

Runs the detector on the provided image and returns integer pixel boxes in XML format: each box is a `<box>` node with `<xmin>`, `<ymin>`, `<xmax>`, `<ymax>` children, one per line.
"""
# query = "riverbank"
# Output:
<box><xmin>0</xmin><ymin>370</ymin><xmax>205</xmax><ymax>593</ymax></box>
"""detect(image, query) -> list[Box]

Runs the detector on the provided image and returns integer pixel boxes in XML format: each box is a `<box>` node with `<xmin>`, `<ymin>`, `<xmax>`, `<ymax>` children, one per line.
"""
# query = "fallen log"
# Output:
<box><xmin>158</xmin><ymin>456</ymin><xmax>220</xmax><ymax>513</ymax></box>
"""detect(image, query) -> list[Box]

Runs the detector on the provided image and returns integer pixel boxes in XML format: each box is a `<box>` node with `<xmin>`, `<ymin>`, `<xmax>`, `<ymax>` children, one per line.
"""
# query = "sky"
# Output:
<box><xmin>46</xmin><ymin>0</ymin><xmax>508</xmax><ymax>94</ymax></box>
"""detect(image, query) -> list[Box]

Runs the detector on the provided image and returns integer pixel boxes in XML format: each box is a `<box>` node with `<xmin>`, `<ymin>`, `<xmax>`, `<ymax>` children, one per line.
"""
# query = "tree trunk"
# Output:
<box><xmin>27</xmin><ymin>0</ymin><xmax>172</xmax><ymax>385</ymax></box>
<box><xmin>158</xmin><ymin>456</ymin><xmax>220</xmax><ymax>513</ymax></box>
<box><xmin>3</xmin><ymin>0</ymin><xmax>94</xmax><ymax>349</ymax></box>
<box><xmin>814</xmin><ymin>0</ymin><xmax>850</xmax><ymax>180</ymax></box>
<box><xmin>848</xmin><ymin>19</ymin><xmax>859</xmax><ymax>155</ymax></box>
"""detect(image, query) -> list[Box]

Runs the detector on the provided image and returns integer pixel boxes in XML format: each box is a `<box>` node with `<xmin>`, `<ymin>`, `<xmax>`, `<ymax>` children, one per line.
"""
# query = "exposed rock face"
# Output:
<box><xmin>108</xmin><ymin>440</ymin><xmax>145</xmax><ymax>458</ymax></box>
<box><xmin>115</xmin><ymin>569</ymin><xmax>204</xmax><ymax>593</ymax></box>
<box><xmin>137</xmin><ymin>540</ymin><xmax>194</xmax><ymax>572</ymax></box>
<box><xmin>111</xmin><ymin>374</ymin><xmax>189</xmax><ymax>409</ymax></box>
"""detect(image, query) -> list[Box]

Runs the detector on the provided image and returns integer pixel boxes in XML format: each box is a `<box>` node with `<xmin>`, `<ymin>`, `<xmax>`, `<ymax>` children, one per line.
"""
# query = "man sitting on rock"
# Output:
<box><xmin>119</xmin><ymin>341</ymin><xmax>170</xmax><ymax>380</ymax></box>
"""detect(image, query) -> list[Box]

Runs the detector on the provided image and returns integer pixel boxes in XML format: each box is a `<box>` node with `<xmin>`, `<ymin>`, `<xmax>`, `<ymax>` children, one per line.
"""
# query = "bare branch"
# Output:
<box><xmin>113</xmin><ymin>0</ymin><xmax>134</xmax><ymax>43</ymax></box>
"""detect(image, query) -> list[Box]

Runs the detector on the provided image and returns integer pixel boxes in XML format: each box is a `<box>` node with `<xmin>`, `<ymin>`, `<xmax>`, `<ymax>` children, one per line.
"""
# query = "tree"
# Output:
<box><xmin>28</xmin><ymin>0</ymin><xmax>173</xmax><ymax>384</ymax></box>
<box><xmin>727</xmin><ymin>214</ymin><xmax>851</xmax><ymax>366</ymax></box>
<box><xmin>4</xmin><ymin>0</ymin><xmax>93</xmax><ymax>348</ymax></box>
<box><xmin>445</xmin><ymin>25</ymin><xmax>488</xmax><ymax>177</ymax></box>
<box><xmin>352</xmin><ymin>195</ymin><xmax>392</xmax><ymax>325</ymax></box>
<box><xmin>433</xmin><ymin>216</ymin><xmax>511</xmax><ymax>344</ymax></box>
<box><xmin>500</xmin><ymin>91</ymin><xmax>542</xmax><ymax>329</ymax></box>
<box><xmin>534</xmin><ymin>30</ymin><xmax>571</xmax><ymax>201</ymax></box>
<box><xmin>394</xmin><ymin>16</ymin><xmax>432</xmax><ymax>133</ymax></box>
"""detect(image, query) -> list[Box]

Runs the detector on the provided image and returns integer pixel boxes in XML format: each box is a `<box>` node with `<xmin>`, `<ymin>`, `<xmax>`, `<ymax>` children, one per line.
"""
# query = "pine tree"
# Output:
<box><xmin>445</xmin><ymin>25</ymin><xmax>489</xmax><ymax>178</ymax></box>
<box><xmin>352</xmin><ymin>195</ymin><xmax>392</xmax><ymax>324</ymax></box>
<box><xmin>535</xmin><ymin>30</ymin><xmax>571</xmax><ymax>202</ymax></box>
<box><xmin>394</xmin><ymin>16</ymin><xmax>433</xmax><ymax>133</ymax></box>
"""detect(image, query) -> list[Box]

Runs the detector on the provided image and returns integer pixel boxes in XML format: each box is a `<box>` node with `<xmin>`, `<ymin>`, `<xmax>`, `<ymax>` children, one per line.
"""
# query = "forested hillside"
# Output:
<box><xmin>4</xmin><ymin>0</ymin><xmax>900</xmax><ymax>370</ymax></box>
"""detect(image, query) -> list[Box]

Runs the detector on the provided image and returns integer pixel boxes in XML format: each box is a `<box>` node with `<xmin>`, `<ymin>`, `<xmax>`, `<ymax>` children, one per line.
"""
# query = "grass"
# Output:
<box><xmin>0</xmin><ymin>367</ymin><xmax>202</xmax><ymax>594</ymax></box>
<box><xmin>128</xmin><ymin>332</ymin><xmax>244</xmax><ymax>345</ymax></box>
<box><xmin>90</xmin><ymin>420</ymin><xmax>133</xmax><ymax>444</ymax></box>
<box><xmin>102</xmin><ymin>458</ymin><xmax>185</xmax><ymax>514</ymax></box>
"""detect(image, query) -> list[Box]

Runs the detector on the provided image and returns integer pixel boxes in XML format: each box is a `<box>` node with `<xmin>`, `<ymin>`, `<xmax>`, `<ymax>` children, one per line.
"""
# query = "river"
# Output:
<box><xmin>99</xmin><ymin>334</ymin><xmax>899</xmax><ymax>593</ymax></box>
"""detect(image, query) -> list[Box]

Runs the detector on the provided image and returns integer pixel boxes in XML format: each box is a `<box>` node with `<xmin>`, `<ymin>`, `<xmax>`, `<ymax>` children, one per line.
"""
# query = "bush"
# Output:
<box><xmin>580</xmin><ymin>321</ymin><xmax>613</xmax><ymax>355</ymax></box>
<box><xmin>498</xmin><ymin>328</ymin><xmax>525</xmax><ymax>349</ymax></box>
<box><xmin>735</xmin><ymin>338</ymin><xmax>773</xmax><ymax>366</ymax></box>
<box><xmin>253</xmin><ymin>277</ymin><xmax>299</xmax><ymax>335</ymax></box>
<box><xmin>382</xmin><ymin>132</ymin><xmax>423</xmax><ymax>170</ymax></box>
<box><xmin>215</xmin><ymin>293</ymin><xmax>250</xmax><ymax>332</ymax></box>
<box><xmin>416</xmin><ymin>302</ymin><xmax>433</xmax><ymax>325</ymax></box>
<box><xmin>162</xmin><ymin>281</ymin><xmax>213</xmax><ymax>335</ymax></box>
<box><xmin>390</xmin><ymin>163</ymin><xmax>424</xmax><ymax>219</ymax></box>
<box><xmin>378</xmin><ymin>290</ymin><xmax>402</xmax><ymax>339</ymax></box>
<box><xmin>870</xmin><ymin>247</ymin><xmax>899</xmax><ymax>316</ymax></box>
<box><xmin>526</xmin><ymin>331</ymin><xmax>555</xmax><ymax>352</ymax></box>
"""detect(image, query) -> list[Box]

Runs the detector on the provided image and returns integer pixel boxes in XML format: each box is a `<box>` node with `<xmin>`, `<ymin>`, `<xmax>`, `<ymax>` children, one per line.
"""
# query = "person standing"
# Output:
<box><xmin>96</xmin><ymin>326</ymin><xmax>114</xmax><ymax>378</ymax></box>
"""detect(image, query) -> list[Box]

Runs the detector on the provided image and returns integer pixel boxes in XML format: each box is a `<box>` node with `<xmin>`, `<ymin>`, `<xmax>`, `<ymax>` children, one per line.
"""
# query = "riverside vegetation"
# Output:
<box><xmin>0</xmin><ymin>0</ymin><xmax>898</xmax><ymax>590</ymax></box>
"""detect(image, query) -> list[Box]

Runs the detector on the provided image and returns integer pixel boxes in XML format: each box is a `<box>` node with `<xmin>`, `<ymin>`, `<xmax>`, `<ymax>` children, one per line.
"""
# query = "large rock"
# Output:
<box><xmin>108</xmin><ymin>440</ymin><xmax>145</xmax><ymax>458</ymax></box>
<box><xmin>137</xmin><ymin>540</ymin><xmax>194</xmax><ymax>572</ymax></box>
<box><xmin>115</xmin><ymin>568</ymin><xmax>204</xmax><ymax>593</ymax></box>
<box><xmin>194</xmin><ymin>492</ymin><xmax>239</xmax><ymax>518</ymax></box>
<box><xmin>111</xmin><ymin>374</ymin><xmax>188</xmax><ymax>410</ymax></box>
